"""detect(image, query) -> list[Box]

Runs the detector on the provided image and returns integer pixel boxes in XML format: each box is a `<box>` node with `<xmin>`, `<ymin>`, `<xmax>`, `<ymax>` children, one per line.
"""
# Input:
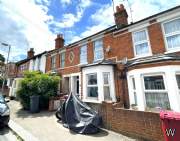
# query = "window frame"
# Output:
<box><xmin>60</xmin><ymin>52</ymin><xmax>65</xmax><ymax>68</ymax></box>
<box><xmin>80</xmin><ymin>44</ymin><xmax>87</xmax><ymax>64</ymax></box>
<box><xmin>142</xmin><ymin>73</ymin><xmax>170</xmax><ymax>109</ymax></box>
<box><xmin>175</xmin><ymin>73</ymin><xmax>180</xmax><ymax>93</ymax></box>
<box><xmin>86</xmin><ymin>73</ymin><xmax>98</xmax><ymax>99</ymax></box>
<box><xmin>32</xmin><ymin>59</ymin><xmax>35</xmax><ymax>71</ymax></box>
<box><xmin>132</xmin><ymin>28</ymin><xmax>151</xmax><ymax>58</ymax></box>
<box><xmin>129</xmin><ymin>76</ymin><xmax>137</xmax><ymax>105</ymax></box>
<box><xmin>37</xmin><ymin>57</ymin><xmax>41</xmax><ymax>70</ymax></box>
<box><xmin>93</xmin><ymin>39</ymin><xmax>104</xmax><ymax>61</ymax></box>
<box><xmin>162</xmin><ymin>17</ymin><xmax>180</xmax><ymax>52</ymax></box>
<box><xmin>51</xmin><ymin>55</ymin><xmax>56</xmax><ymax>70</ymax></box>
<box><xmin>103</xmin><ymin>72</ymin><xmax>111</xmax><ymax>101</ymax></box>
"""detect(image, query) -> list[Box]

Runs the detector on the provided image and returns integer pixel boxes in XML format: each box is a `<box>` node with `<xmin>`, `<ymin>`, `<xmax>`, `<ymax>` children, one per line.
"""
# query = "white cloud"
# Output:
<box><xmin>79</xmin><ymin>0</ymin><xmax>91</xmax><ymax>8</ymax></box>
<box><xmin>50</xmin><ymin>0</ymin><xmax>92</xmax><ymax>29</ymax></box>
<box><xmin>0</xmin><ymin>0</ymin><xmax>56</xmax><ymax>61</ymax></box>
<box><xmin>74</xmin><ymin>0</ymin><xmax>180</xmax><ymax>41</ymax></box>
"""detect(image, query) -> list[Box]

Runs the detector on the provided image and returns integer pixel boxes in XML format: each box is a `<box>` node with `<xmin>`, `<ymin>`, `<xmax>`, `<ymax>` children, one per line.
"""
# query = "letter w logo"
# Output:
<box><xmin>166</xmin><ymin>128</ymin><xmax>176</xmax><ymax>137</ymax></box>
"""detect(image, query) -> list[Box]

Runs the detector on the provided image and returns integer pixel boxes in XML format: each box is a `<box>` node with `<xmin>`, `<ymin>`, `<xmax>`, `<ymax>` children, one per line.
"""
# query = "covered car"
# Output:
<box><xmin>56</xmin><ymin>93</ymin><xmax>102</xmax><ymax>134</ymax></box>
<box><xmin>0</xmin><ymin>94</ymin><xmax>10</xmax><ymax>127</ymax></box>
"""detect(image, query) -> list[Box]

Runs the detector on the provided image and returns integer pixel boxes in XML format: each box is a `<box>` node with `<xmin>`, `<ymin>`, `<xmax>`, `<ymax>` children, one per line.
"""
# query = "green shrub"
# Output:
<box><xmin>17</xmin><ymin>71</ymin><xmax>60</xmax><ymax>110</ymax></box>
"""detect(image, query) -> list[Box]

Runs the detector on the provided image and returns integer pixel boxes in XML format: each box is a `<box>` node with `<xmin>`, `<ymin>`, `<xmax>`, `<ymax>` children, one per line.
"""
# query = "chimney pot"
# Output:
<box><xmin>114</xmin><ymin>4</ymin><xmax>128</xmax><ymax>28</ymax></box>
<box><xmin>27</xmin><ymin>48</ymin><xmax>35</xmax><ymax>58</ymax></box>
<box><xmin>119</xmin><ymin>4</ymin><xmax>125</xmax><ymax>10</ymax></box>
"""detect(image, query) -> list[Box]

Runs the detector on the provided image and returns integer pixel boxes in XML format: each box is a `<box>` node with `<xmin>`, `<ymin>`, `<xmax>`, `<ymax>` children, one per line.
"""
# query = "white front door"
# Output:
<box><xmin>71</xmin><ymin>76</ymin><xmax>80</xmax><ymax>97</ymax></box>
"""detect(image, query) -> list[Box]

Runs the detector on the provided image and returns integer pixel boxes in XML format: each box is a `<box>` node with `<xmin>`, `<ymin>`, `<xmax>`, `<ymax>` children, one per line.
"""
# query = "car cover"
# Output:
<box><xmin>56</xmin><ymin>93</ymin><xmax>102</xmax><ymax>134</ymax></box>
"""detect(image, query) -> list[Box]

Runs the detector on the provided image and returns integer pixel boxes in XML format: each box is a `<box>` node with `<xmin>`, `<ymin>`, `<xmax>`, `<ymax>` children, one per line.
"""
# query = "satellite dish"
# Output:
<box><xmin>122</xmin><ymin>57</ymin><xmax>128</xmax><ymax>65</ymax></box>
<box><xmin>106</xmin><ymin>45</ymin><xmax>111</xmax><ymax>53</ymax></box>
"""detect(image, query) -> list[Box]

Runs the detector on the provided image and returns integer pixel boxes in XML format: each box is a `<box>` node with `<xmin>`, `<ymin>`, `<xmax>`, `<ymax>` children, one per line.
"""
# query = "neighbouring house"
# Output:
<box><xmin>45</xmin><ymin>4</ymin><xmax>180</xmax><ymax>113</ymax></box>
<box><xmin>7</xmin><ymin>48</ymin><xmax>47</xmax><ymax>97</ymax></box>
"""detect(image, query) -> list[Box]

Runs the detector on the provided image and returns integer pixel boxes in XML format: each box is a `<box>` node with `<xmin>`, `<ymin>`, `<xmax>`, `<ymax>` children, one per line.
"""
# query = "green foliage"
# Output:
<box><xmin>0</xmin><ymin>54</ymin><xmax>5</xmax><ymax>62</ymax></box>
<box><xmin>17</xmin><ymin>71</ymin><xmax>60</xmax><ymax>110</ymax></box>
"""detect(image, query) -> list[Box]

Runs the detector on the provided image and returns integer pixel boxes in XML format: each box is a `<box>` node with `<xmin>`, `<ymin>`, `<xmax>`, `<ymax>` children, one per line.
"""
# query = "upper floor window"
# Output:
<box><xmin>94</xmin><ymin>39</ymin><xmax>103</xmax><ymax>61</ymax></box>
<box><xmin>20</xmin><ymin>64</ymin><xmax>27</xmax><ymax>71</ymax></box>
<box><xmin>51</xmin><ymin>56</ymin><xmax>56</xmax><ymax>69</ymax></box>
<box><xmin>163</xmin><ymin>18</ymin><xmax>180</xmax><ymax>51</ymax></box>
<box><xmin>32</xmin><ymin>60</ymin><xmax>35</xmax><ymax>70</ymax></box>
<box><xmin>132</xmin><ymin>29</ymin><xmax>151</xmax><ymax>57</ymax></box>
<box><xmin>80</xmin><ymin>45</ymin><xmax>87</xmax><ymax>64</ymax></box>
<box><xmin>60</xmin><ymin>52</ymin><xmax>65</xmax><ymax>68</ymax></box>
<box><xmin>37</xmin><ymin>57</ymin><xmax>41</xmax><ymax>70</ymax></box>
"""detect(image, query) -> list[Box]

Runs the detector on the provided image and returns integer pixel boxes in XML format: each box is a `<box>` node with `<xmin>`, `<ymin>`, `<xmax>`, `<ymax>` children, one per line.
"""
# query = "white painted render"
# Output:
<box><xmin>82</xmin><ymin>65</ymin><xmax>116</xmax><ymax>103</ymax></box>
<box><xmin>29</xmin><ymin>54</ymin><xmax>46</xmax><ymax>73</ymax></box>
<box><xmin>127</xmin><ymin>65</ymin><xmax>180</xmax><ymax>112</ymax></box>
<box><xmin>9</xmin><ymin>78</ymin><xmax>22</xmax><ymax>97</ymax></box>
<box><xmin>62</xmin><ymin>72</ymin><xmax>81</xmax><ymax>97</ymax></box>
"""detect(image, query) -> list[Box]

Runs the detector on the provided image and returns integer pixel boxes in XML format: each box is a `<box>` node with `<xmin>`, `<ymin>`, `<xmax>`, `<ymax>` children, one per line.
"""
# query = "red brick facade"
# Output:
<box><xmin>46</xmin><ymin>10</ymin><xmax>180</xmax><ymax>107</ymax></box>
<box><xmin>39</xmin><ymin>5</ymin><xmax>180</xmax><ymax>140</ymax></box>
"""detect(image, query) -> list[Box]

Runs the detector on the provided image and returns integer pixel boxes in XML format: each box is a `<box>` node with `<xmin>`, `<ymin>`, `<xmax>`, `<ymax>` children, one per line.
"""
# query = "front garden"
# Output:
<box><xmin>17</xmin><ymin>71</ymin><xmax>60</xmax><ymax>110</ymax></box>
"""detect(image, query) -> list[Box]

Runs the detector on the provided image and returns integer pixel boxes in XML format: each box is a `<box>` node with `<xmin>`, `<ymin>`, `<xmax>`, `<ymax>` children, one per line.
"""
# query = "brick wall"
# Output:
<box><xmin>148</xmin><ymin>22</ymin><xmax>166</xmax><ymax>54</ymax></box>
<box><xmin>45</xmin><ymin>17</ymin><xmax>178</xmax><ymax>111</ymax></box>
<box><xmin>99</xmin><ymin>102</ymin><xmax>164</xmax><ymax>141</ymax></box>
<box><xmin>104</xmin><ymin>31</ymin><xmax>134</xmax><ymax>60</ymax></box>
<box><xmin>87</xmin><ymin>41</ymin><xmax>94</xmax><ymax>64</ymax></box>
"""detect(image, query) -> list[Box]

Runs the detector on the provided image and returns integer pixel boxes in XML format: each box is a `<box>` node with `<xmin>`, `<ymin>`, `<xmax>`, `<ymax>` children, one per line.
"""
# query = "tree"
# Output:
<box><xmin>0</xmin><ymin>54</ymin><xmax>5</xmax><ymax>63</ymax></box>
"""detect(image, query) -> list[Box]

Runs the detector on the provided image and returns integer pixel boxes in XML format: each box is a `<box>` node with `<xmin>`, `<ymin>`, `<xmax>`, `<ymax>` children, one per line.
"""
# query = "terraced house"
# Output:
<box><xmin>7</xmin><ymin>48</ymin><xmax>47</xmax><ymax>97</ymax></box>
<box><xmin>46</xmin><ymin>4</ymin><xmax>180</xmax><ymax>112</ymax></box>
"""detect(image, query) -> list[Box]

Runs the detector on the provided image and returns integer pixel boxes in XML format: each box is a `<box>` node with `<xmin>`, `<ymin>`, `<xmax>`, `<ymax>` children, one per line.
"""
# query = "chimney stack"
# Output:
<box><xmin>27</xmin><ymin>48</ymin><xmax>34</xmax><ymax>58</ymax></box>
<box><xmin>55</xmin><ymin>34</ymin><xmax>64</xmax><ymax>49</ymax></box>
<box><xmin>114</xmin><ymin>4</ymin><xmax>128</xmax><ymax>28</ymax></box>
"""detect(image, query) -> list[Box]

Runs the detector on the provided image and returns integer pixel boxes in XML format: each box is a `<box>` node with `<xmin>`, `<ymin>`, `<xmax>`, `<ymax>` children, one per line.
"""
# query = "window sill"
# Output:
<box><xmin>132</xmin><ymin>53</ymin><xmax>152</xmax><ymax>60</ymax></box>
<box><xmin>78</xmin><ymin>62</ymin><xmax>88</xmax><ymax>66</ymax></box>
<box><xmin>165</xmin><ymin>48</ymin><xmax>180</xmax><ymax>54</ymax></box>
<box><xmin>93</xmin><ymin>59</ymin><xmax>104</xmax><ymax>63</ymax></box>
<box><xmin>83</xmin><ymin>98</ymin><xmax>101</xmax><ymax>103</ymax></box>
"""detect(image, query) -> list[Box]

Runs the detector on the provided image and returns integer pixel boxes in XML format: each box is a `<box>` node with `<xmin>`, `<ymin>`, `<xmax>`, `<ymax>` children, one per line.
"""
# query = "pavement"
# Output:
<box><xmin>8</xmin><ymin>100</ymin><xmax>139</xmax><ymax>141</ymax></box>
<box><xmin>0</xmin><ymin>127</ymin><xmax>18</xmax><ymax>141</ymax></box>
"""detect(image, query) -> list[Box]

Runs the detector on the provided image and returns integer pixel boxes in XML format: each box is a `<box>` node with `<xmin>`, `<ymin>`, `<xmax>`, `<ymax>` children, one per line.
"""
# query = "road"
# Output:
<box><xmin>0</xmin><ymin>127</ymin><xmax>18</xmax><ymax>141</ymax></box>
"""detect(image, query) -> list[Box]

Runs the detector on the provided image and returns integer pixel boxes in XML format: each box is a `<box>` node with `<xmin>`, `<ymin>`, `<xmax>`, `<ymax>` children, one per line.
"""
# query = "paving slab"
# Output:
<box><xmin>8</xmin><ymin>100</ymin><xmax>139</xmax><ymax>141</ymax></box>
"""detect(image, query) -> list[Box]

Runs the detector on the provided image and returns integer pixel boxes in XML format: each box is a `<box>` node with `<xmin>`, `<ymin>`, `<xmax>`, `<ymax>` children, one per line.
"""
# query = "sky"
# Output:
<box><xmin>0</xmin><ymin>0</ymin><xmax>179</xmax><ymax>62</ymax></box>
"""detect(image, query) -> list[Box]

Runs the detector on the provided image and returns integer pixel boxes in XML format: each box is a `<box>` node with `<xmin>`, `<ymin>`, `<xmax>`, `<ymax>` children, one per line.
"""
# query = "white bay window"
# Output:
<box><xmin>82</xmin><ymin>65</ymin><xmax>115</xmax><ymax>103</ymax></box>
<box><xmin>176</xmin><ymin>74</ymin><xmax>180</xmax><ymax>94</ymax></box>
<box><xmin>103</xmin><ymin>72</ymin><xmax>112</xmax><ymax>101</ymax></box>
<box><xmin>87</xmin><ymin>73</ymin><xmax>98</xmax><ymax>98</ymax></box>
<box><xmin>143</xmin><ymin>75</ymin><xmax>170</xmax><ymax>109</ymax></box>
